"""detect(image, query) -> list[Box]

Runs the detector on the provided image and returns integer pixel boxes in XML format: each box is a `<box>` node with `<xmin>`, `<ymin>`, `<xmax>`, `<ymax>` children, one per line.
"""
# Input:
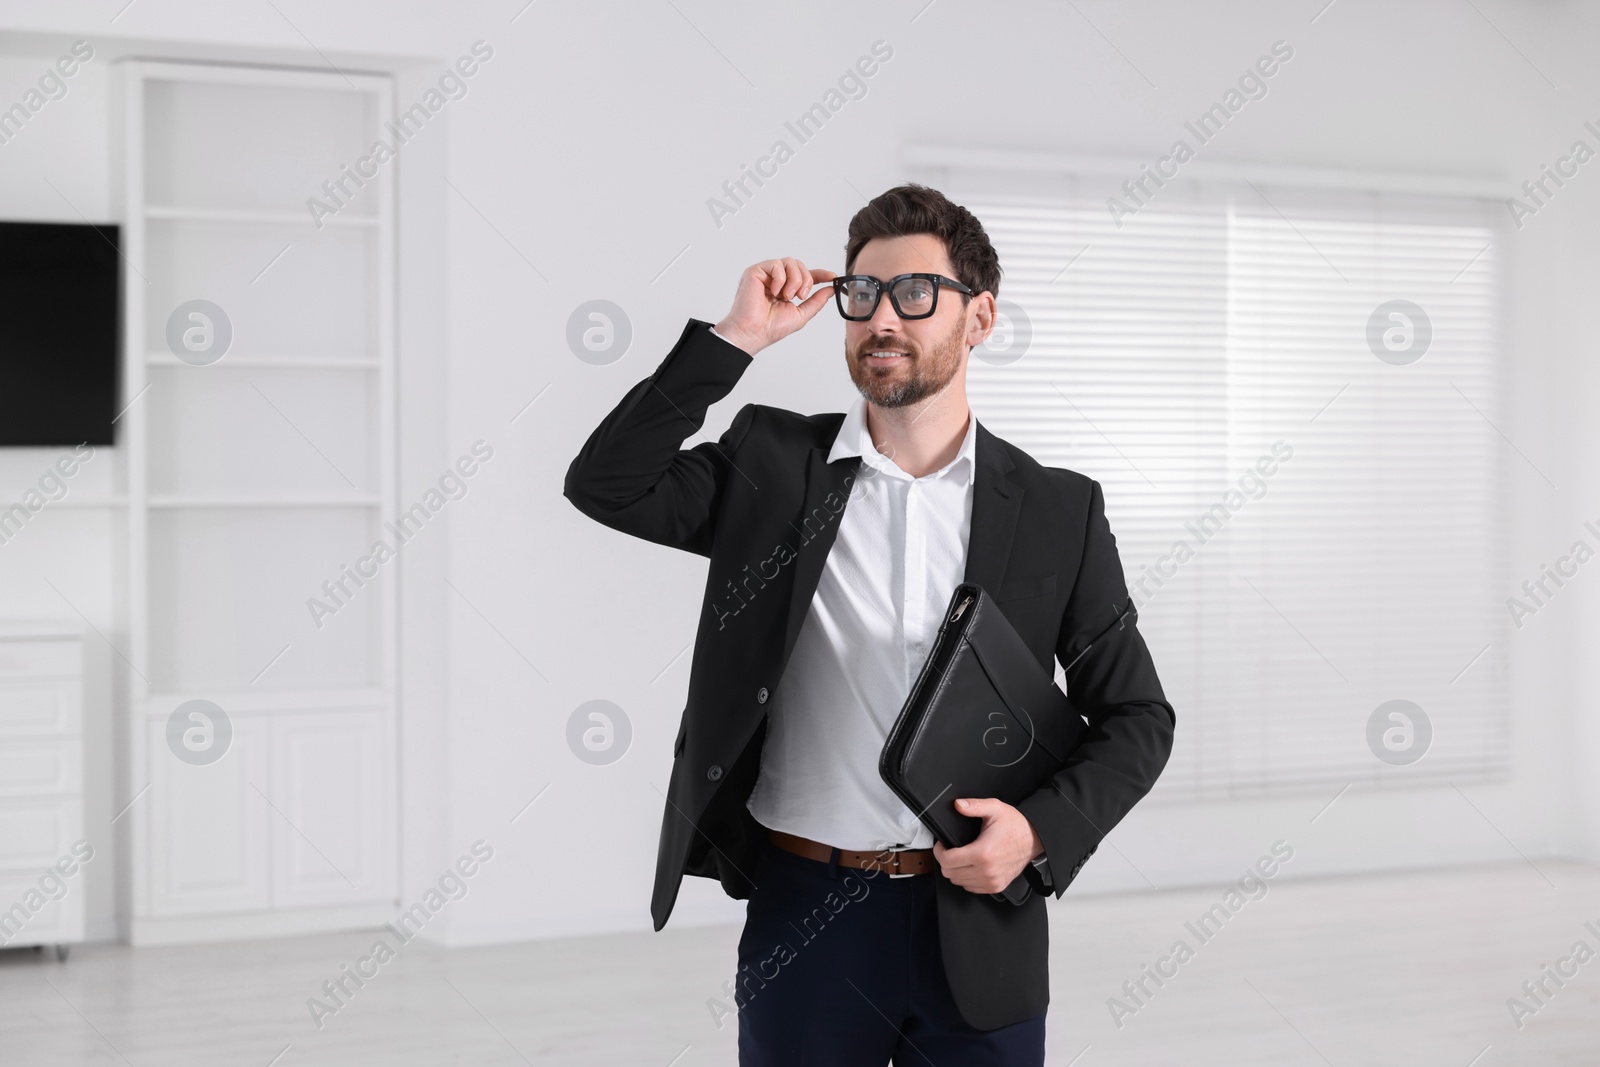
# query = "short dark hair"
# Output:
<box><xmin>844</xmin><ymin>183</ymin><xmax>1001</xmax><ymax>301</ymax></box>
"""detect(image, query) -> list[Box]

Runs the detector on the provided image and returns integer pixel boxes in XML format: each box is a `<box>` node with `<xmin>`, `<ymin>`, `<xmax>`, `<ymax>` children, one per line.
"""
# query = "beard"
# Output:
<box><xmin>846</xmin><ymin>314</ymin><xmax>966</xmax><ymax>409</ymax></box>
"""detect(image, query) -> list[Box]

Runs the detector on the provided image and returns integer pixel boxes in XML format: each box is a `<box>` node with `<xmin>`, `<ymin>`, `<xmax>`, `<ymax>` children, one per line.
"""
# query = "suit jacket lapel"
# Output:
<box><xmin>963</xmin><ymin>420</ymin><xmax>1023</xmax><ymax>595</ymax></box>
<box><xmin>779</xmin><ymin>437</ymin><xmax>860</xmax><ymax>664</ymax></box>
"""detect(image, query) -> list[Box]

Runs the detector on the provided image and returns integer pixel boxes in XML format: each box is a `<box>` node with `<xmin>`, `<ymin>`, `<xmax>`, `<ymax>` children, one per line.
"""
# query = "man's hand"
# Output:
<box><xmin>714</xmin><ymin>258</ymin><xmax>837</xmax><ymax>357</ymax></box>
<box><xmin>932</xmin><ymin>797</ymin><xmax>1044</xmax><ymax>894</ymax></box>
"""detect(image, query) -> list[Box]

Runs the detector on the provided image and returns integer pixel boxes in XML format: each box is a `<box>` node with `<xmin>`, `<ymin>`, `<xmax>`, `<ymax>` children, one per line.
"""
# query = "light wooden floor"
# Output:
<box><xmin>3</xmin><ymin>860</ymin><xmax>1598</xmax><ymax>1065</ymax></box>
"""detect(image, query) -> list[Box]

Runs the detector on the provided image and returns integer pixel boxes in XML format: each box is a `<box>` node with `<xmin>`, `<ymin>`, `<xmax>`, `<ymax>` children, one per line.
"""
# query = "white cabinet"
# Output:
<box><xmin>270</xmin><ymin>709</ymin><xmax>391</xmax><ymax>908</ymax></box>
<box><xmin>144</xmin><ymin>707</ymin><xmax>395</xmax><ymax>917</ymax></box>
<box><xmin>146</xmin><ymin>714</ymin><xmax>271</xmax><ymax>916</ymax></box>
<box><xmin>116</xmin><ymin>60</ymin><xmax>400</xmax><ymax>942</ymax></box>
<box><xmin>0</xmin><ymin>625</ymin><xmax>85</xmax><ymax>955</ymax></box>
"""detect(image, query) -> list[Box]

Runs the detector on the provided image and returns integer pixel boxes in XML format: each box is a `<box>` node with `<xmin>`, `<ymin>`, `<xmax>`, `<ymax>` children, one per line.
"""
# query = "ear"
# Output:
<box><xmin>966</xmin><ymin>292</ymin><xmax>998</xmax><ymax>350</ymax></box>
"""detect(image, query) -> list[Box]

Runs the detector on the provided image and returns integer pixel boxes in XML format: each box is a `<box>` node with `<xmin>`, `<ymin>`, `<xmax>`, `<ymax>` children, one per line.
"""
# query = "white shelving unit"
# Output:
<box><xmin>114</xmin><ymin>60</ymin><xmax>399</xmax><ymax>943</ymax></box>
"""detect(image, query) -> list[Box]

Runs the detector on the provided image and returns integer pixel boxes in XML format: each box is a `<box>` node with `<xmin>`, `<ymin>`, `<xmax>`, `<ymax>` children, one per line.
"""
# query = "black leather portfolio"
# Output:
<box><xmin>880</xmin><ymin>582</ymin><xmax>1091</xmax><ymax>905</ymax></box>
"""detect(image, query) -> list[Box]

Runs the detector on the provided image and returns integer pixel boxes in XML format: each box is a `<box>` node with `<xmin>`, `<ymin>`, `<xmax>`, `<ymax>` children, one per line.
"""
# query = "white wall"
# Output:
<box><xmin>0</xmin><ymin>0</ymin><xmax>1595</xmax><ymax>945</ymax></box>
<box><xmin>0</xmin><ymin>51</ymin><xmax>121</xmax><ymax>941</ymax></box>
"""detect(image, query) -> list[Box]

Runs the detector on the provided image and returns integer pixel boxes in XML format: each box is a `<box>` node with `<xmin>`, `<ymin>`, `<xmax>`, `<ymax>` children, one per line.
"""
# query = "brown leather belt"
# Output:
<box><xmin>768</xmin><ymin>828</ymin><xmax>934</xmax><ymax>877</ymax></box>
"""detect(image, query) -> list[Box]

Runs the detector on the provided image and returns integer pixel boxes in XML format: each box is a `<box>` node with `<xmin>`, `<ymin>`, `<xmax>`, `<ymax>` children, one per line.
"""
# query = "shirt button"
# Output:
<box><xmin>707</xmin><ymin>764</ymin><xmax>723</xmax><ymax>781</ymax></box>
<box><xmin>756</xmin><ymin>687</ymin><xmax>769</xmax><ymax>704</ymax></box>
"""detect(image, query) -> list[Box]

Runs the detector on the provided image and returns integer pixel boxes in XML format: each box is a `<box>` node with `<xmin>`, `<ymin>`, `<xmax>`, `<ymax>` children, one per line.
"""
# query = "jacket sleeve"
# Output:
<box><xmin>1015</xmin><ymin>478</ymin><xmax>1175</xmax><ymax>898</ymax></box>
<box><xmin>563</xmin><ymin>318</ymin><xmax>757</xmax><ymax>558</ymax></box>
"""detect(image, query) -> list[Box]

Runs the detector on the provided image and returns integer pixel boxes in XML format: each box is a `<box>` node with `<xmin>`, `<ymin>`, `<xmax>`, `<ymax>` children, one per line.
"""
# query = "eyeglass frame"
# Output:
<box><xmin>830</xmin><ymin>272</ymin><xmax>976</xmax><ymax>321</ymax></box>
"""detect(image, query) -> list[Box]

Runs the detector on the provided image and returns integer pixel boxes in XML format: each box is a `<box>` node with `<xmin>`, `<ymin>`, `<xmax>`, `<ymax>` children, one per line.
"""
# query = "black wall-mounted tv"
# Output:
<box><xmin>0</xmin><ymin>221</ymin><xmax>121</xmax><ymax>447</ymax></box>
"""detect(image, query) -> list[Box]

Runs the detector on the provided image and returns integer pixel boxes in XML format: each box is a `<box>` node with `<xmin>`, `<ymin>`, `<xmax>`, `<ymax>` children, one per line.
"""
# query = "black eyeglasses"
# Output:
<box><xmin>831</xmin><ymin>273</ymin><xmax>974</xmax><ymax>321</ymax></box>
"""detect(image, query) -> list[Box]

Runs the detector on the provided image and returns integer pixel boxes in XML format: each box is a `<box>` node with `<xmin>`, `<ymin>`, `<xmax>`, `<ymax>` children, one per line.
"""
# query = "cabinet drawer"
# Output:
<box><xmin>0</xmin><ymin>866</ymin><xmax>85</xmax><ymax>946</ymax></box>
<box><xmin>0</xmin><ymin>797</ymin><xmax>82</xmax><ymax>870</ymax></box>
<box><xmin>0</xmin><ymin>681</ymin><xmax>82</xmax><ymax>736</ymax></box>
<box><xmin>0</xmin><ymin>640</ymin><xmax>81</xmax><ymax>680</ymax></box>
<box><xmin>0</xmin><ymin>737</ymin><xmax>82</xmax><ymax>796</ymax></box>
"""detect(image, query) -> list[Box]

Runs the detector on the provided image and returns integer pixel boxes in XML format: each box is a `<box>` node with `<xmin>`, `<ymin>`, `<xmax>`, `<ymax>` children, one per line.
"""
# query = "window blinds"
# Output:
<box><xmin>929</xmin><ymin>168</ymin><xmax>1508</xmax><ymax>801</ymax></box>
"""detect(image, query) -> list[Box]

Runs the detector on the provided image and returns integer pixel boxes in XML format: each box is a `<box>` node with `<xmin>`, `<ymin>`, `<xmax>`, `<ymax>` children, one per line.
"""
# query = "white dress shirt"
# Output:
<box><xmin>745</xmin><ymin>393</ymin><xmax>977</xmax><ymax>851</ymax></box>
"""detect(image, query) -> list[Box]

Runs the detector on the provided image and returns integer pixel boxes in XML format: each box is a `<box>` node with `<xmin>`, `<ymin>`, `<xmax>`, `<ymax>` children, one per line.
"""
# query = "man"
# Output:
<box><xmin>564</xmin><ymin>184</ymin><xmax>1174</xmax><ymax>1065</ymax></box>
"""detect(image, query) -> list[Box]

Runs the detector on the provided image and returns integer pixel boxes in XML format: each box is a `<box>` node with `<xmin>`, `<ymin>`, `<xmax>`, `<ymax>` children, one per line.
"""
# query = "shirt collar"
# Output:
<box><xmin>827</xmin><ymin>394</ymin><xmax>978</xmax><ymax>484</ymax></box>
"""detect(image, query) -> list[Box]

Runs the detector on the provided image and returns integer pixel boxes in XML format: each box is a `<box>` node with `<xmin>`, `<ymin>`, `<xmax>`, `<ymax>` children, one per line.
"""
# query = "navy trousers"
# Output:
<box><xmin>734</xmin><ymin>833</ymin><xmax>1046</xmax><ymax>1066</ymax></box>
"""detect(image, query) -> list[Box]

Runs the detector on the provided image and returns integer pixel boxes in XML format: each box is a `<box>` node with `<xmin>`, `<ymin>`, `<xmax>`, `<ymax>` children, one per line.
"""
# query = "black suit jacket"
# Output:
<box><xmin>563</xmin><ymin>318</ymin><xmax>1175</xmax><ymax>1031</ymax></box>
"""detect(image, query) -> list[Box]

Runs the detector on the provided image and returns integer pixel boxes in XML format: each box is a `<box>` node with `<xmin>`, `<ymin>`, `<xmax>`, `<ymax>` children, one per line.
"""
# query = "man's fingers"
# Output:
<box><xmin>938</xmin><ymin>841</ymin><xmax>978</xmax><ymax>868</ymax></box>
<box><xmin>797</xmin><ymin>282</ymin><xmax>834</xmax><ymax>321</ymax></box>
<box><xmin>783</xmin><ymin>257</ymin><xmax>808</xmax><ymax>301</ymax></box>
<box><xmin>956</xmin><ymin>797</ymin><xmax>1005</xmax><ymax>826</ymax></box>
<box><xmin>751</xmin><ymin>260</ymin><xmax>838</xmax><ymax>304</ymax></box>
<box><xmin>765</xmin><ymin>260</ymin><xmax>788</xmax><ymax>298</ymax></box>
<box><xmin>735</xmin><ymin>261</ymin><xmax>841</xmax><ymax>344</ymax></box>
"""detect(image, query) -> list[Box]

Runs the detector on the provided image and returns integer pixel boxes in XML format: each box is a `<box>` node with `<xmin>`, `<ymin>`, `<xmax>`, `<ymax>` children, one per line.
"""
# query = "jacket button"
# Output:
<box><xmin>756</xmin><ymin>687</ymin><xmax>769</xmax><ymax>704</ymax></box>
<box><xmin>707</xmin><ymin>764</ymin><xmax>723</xmax><ymax>781</ymax></box>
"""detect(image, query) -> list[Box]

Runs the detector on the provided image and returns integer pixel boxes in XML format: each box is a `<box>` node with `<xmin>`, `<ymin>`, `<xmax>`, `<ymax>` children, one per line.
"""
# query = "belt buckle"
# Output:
<box><xmin>882</xmin><ymin>848</ymin><xmax>916</xmax><ymax>879</ymax></box>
